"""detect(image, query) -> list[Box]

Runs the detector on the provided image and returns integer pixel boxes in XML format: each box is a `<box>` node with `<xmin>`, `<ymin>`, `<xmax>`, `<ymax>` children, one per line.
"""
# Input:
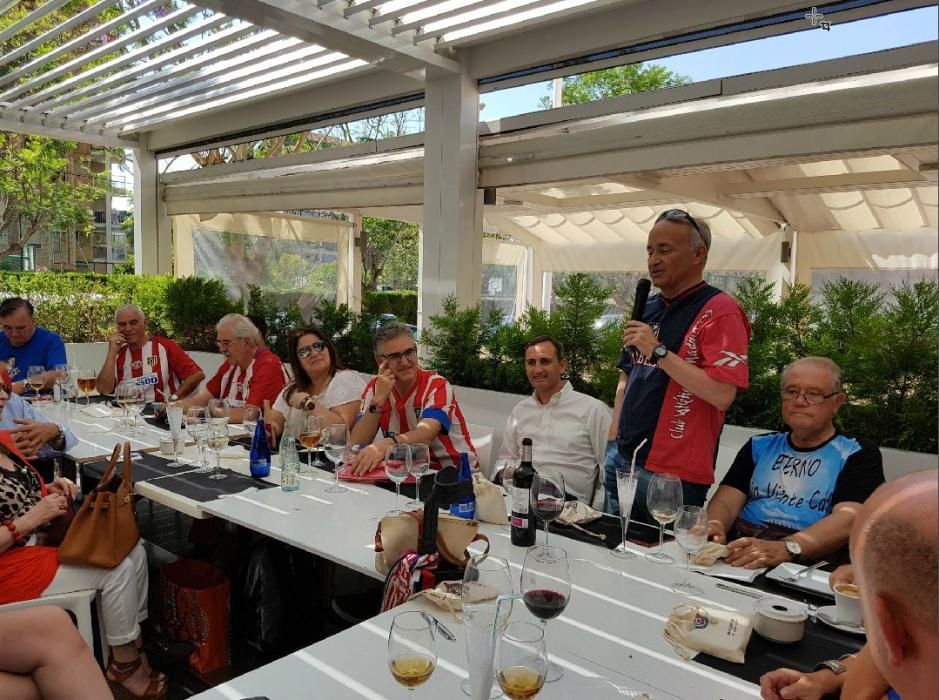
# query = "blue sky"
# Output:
<box><xmin>478</xmin><ymin>5</ymin><xmax>939</xmax><ymax>121</ymax></box>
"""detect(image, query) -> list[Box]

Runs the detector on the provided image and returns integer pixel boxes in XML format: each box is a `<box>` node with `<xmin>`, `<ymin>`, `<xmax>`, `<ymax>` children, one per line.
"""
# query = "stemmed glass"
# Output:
<box><xmin>117</xmin><ymin>381</ymin><xmax>145</xmax><ymax>436</ymax></box>
<box><xmin>384</xmin><ymin>443</ymin><xmax>410</xmax><ymax>514</ymax></box>
<box><xmin>521</xmin><ymin>545</ymin><xmax>570</xmax><ymax>683</ymax></box>
<box><xmin>530</xmin><ymin>472</ymin><xmax>565</xmax><ymax>553</ymax></box>
<box><xmin>115</xmin><ymin>380</ymin><xmax>132</xmax><ymax>433</ymax></box>
<box><xmin>611</xmin><ymin>468</ymin><xmax>638</xmax><ymax>560</ymax></box>
<box><xmin>207</xmin><ymin>398</ymin><xmax>227</xmax><ymax>422</ymax></box>
<box><xmin>324</xmin><ymin>423</ymin><xmax>349</xmax><ymax>494</ymax></box>
<box><xmin>186</xmin><ymin>407</ymin><xmax>209</xmax><ymax>472</ymax></box>
<box><xmin>166</xmin><ymin>402</ymin><xmax>185</xmax><ymax>468</ymax></box>
<box><xmin>496</xmin><ymin>622</ymin><xmax>548</xmax><ymax>700</ymax></box>
<box><xmin>671</xmin><ymin>505</ymin><xmax>708</xmax><ymax>595</ymax></box>
<box><xmin>77</xmin><ymin>368</ymin><xmax>96</xmax><ymax>405</ymax></box>
<box><xmin>645</xmin><ymin>473</ymin><xmax>682</xmax><ymax>564</ymax></box>
<box><xmin>461</xmin><ymin>554</ymin><xmax>513</xmax><ymax>699</ymax></box>
<box><xmin>206</xmin><ymin>420</ymin><xmax>229</xmax><ymax>480</ymax></box>
<box><xmin>387</xmin><ymin>610</ymin><xmax>437</xmax><ymax>698</ymax></box>
<box><xmin>26</xmin><ymin>365</ymin><xmax>45</xmax><ymax>398</ymax></box>
<box><xmin>406</xmin><ymin>443</ymin><xmax>430</xmax><ymax>507</ymax></box>
<box><xmin>298</xmin><ymin>414</ymin><xmax>321</xmax><ymax>475</ymax></box>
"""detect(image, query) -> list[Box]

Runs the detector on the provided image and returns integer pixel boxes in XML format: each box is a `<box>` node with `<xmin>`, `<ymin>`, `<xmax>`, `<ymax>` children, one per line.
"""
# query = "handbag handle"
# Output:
<box><xmin>93</xmin><ymin>444</ymin><xmax>123</xmax><ymax>492</ymax></box>
<box><xmin>121</xmin><ymin>442</ymin><xmax>134</xmax><ymax>492</ymax></box>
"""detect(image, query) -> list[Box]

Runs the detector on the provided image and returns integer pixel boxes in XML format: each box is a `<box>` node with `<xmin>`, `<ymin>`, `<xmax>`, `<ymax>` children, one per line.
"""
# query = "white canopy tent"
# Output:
<box><xmin>1</xmin><ymin>0</ymin><xmax>936</xmax><ymax>321</ymax></box>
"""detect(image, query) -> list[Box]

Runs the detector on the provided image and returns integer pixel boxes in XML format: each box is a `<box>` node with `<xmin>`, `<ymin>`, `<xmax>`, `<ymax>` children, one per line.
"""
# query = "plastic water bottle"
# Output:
<box><xmin>249</xmin><ymin>417</ymin><xmax>272</xmax><ymax>479</ymax></box>
<box><xmin>449</xmin><ymin>453</ymin><xmax>476</xmax><ymax>520</ymax></box>
<box><xmin>280</xmin><ymin>434</ymin><xmax>300</xmax><ymax>492</ymax></box>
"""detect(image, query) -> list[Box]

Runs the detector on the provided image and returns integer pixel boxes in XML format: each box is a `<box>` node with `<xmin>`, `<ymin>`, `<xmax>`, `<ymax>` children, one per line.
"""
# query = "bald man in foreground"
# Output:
<box><xmin>760</xmin><ymin>469</ymin><xmax>938</xmax><ymax>700</ymax></box>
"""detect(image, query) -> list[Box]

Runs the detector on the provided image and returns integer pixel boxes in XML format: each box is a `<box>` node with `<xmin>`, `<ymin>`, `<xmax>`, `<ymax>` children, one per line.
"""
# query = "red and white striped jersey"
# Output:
<box><xmin>115</xmin><ymin>336</ymin><xmax>202</xmax><ymax>402</ymax></box>
<box><xmin>206</xmin><ymin>347</ymin><xmax>289</xmax><ymax>408</ymax></box>
<box><xmin>358</xmin><ymin>368</ymin><xmax>477</xmax><ymax>470</ymax></box>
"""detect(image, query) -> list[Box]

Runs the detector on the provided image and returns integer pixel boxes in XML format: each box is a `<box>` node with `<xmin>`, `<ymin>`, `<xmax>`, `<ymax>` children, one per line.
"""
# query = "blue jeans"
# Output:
<box><xmin>603</xmin><ymin>442</ymin><xmax>710</xmax><ymax>526</ymax></box>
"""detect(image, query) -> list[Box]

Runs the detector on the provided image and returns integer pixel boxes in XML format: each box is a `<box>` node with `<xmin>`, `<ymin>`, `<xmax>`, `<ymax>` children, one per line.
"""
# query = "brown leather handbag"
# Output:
<box><xmin>58</xmin><ymin>443</ymin><xmax>140</xmax><ymax>568</ymax></box>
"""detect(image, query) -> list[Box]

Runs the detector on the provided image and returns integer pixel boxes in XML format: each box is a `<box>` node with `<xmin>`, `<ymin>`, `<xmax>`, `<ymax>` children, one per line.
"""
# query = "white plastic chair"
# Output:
<box><xmin>0</xmin><ymin>589</ymin><xmax>104</xmax><ymax>662</ymax></box>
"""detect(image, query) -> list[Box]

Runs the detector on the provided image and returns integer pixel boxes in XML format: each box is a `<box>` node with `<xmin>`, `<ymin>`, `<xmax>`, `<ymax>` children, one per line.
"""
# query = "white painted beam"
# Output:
<box><xmin>193</xmin><ymin>0</ymin><xmax>460</xmax><ymax>75</ymax></box>
<box><xmin>0</xmin><ymin>0</ymin><xmax>71</xmax><ymax>47</ymax></box>
<box><xmin>164</xmin><ymin>186</ymin><xmax>424</xmax><ymax>215</ymax></box>
<box><xmin>0</xmin><ymin>114</ymin><xmax>137</xmax><ymax>148</ymax></box>
<box><xmin>722</xmin><ymin>170</ymin><xmax>932</xmax><ymax>198</ymax></box>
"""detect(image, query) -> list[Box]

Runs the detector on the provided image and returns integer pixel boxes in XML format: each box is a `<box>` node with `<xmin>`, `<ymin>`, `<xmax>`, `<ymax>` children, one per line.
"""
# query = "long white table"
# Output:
<box><xmin>43</xmin><ymin>401</ymin><xmax>832</xmax><ymax>699</ymax></box>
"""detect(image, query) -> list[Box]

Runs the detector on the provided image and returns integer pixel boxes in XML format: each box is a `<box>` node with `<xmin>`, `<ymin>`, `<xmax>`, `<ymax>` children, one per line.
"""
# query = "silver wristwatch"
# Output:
<box><xmin>814</xmin><ymin>658</ymin><xmax>847</xmax><ymax>675</ymax></box>
<box><xmin>784</xmin><ymin>539</ymin><xmax>802</xmax><ymax>562</ymax></box>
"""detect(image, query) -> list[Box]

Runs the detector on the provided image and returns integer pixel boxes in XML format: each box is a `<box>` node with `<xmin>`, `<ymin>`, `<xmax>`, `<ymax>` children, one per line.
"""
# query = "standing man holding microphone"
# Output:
<box><xmin>603</xmin><ymin>209</ymin><xmax>751</xmax><ymax>524</ymax></box>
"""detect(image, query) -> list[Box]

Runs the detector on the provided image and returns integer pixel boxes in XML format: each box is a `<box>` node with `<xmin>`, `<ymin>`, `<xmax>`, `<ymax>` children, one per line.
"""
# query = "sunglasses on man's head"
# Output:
<box><xmin>656</xmin><ymin>208</ymin><xmax>704</xmax><ymax>239</ymax></box>
<box><xmin>297</xmin><ymin>341</ymin><xmax>327</xmax><ymax>359</ymax></box>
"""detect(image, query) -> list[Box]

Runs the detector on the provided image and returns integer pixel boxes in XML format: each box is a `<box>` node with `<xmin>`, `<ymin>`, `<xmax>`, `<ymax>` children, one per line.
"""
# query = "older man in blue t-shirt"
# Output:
<box><xmin>0</xmin><ymin>297</ymin><xmax>67</xmax><ymax>395</ymax></box>
<box><xmin>705</xmin><ymin>357</ymin><xmax>884</xmax><ymax>568</ymax></box>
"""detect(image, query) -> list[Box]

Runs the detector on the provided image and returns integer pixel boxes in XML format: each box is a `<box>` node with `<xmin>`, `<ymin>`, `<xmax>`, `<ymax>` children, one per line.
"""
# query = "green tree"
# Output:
<box><xmin>541</xmin><ymin>63</ymin><xmax>690</xmax><ymax>108</ymax></box>
<box><xmin>360</xmin><ymin>217</ymin><xmax>419</xmax><ymax>296</ymax></box>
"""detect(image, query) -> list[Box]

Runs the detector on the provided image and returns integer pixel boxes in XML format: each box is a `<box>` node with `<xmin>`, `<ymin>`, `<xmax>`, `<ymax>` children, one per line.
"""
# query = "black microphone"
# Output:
<box><xmin>624</xmin><ymin>278</ymin><xmax>651</xmax><ymax>352</ymax></box>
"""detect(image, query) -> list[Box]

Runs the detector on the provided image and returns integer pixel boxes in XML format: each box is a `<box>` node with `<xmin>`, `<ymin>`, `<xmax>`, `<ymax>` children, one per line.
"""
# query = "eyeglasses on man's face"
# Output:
<box><xmin>216</xmin><ymin>337</ymin><xmax>243</xmax><ymax>350</ymax></box>
<box><xmin>297</xmin><ymin>341</ymin><xmax>327</xmax><ymax>359</ymax></box>
<box><xmin>780</xmin><ymin>388</ymin><xmax>839</xmax><ymax>405</ymax></box>
<box><xmin>380</xmin><ymin>347</ymin><xmax>418</xmax><ymax>365</ymax></box>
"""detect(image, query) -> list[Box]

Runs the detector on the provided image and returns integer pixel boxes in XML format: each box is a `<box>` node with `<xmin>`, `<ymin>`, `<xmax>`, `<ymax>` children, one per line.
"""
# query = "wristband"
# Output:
<box><xmin>391</xmin><ymin>434</ymin><xmax>399</xmax><ymax>444</ymax></box>
<box><xmin>2</xmin><ymin>519</ymin><xmax>25</xmax><ymax>546</ymax></box>
<box><xmin>367</xmin><ymin>400</ymin><xmax>386</xmax><ymax>414</ymax></box>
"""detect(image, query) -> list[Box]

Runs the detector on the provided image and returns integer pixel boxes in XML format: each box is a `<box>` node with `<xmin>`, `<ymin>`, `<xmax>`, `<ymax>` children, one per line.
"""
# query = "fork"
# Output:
<box><xmin>784</xmin><ymin>560</ymin><xmax>828</xmax><ymax>582</ymax></box>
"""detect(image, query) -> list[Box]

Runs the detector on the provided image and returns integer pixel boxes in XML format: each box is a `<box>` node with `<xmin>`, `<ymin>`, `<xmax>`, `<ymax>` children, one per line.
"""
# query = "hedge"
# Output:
<box><xmin>363</xmin><ymin>290</ymin><xmax>417</xmax><ymax>323</ymax></box>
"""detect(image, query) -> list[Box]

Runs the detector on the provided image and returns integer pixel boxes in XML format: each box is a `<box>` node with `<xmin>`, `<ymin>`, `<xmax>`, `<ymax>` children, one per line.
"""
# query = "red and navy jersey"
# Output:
<box><xmin>617</xmin><ymin>282</ymin><xmax>751</xmax><ymax>484</ymax></box>
<box><xmin>115</xmin><ymin>336</ymin><xmax>201</xmax><ymax>402</ymax></box>
<box><xmin>358</xmin><ymin>368</ymin><xmax>478</xmax><ymax>470</ymax></box>
<box><xmin>206</xmin><ymin>347</ymin><xmax>289</xmax><ymax>408</ymax></box>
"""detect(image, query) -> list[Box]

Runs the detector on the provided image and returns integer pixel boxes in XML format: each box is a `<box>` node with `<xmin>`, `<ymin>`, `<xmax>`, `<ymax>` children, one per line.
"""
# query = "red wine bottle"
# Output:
<box><xmin>511</xmin><ymin>438</ymin><xmax>536</xmax><ymax>547</ymax></box>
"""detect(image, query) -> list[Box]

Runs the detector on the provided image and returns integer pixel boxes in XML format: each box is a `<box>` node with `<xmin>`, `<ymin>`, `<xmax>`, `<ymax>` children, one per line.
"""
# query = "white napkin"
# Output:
<box><xmin>690</xmin><ymin>560</ymin><xmax>766</xmax><ymax>583</ymax></box>
<box><xmin>219</xmin><ymin>445</ymin><xmax>248</xmax><ymax>459</ymax></box>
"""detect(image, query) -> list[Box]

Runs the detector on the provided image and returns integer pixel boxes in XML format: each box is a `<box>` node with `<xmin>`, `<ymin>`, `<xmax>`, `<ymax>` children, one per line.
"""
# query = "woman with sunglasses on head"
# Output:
<box><xmin>268</xmin><ymin>327</ymin><xmax>366</xmax><ymax>439</ymax></box>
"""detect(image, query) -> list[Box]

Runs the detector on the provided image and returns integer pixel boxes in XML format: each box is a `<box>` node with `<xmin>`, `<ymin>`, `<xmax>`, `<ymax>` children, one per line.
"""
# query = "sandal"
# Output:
<box><xmin>107</xmin><ymin>655</ymin><xmax>167</xmax><ymax>683</ymax></box>
<box><xmin>106</xmin><ymin>657</ymin><xmax>168</xmax><ymax>700</ymax></box>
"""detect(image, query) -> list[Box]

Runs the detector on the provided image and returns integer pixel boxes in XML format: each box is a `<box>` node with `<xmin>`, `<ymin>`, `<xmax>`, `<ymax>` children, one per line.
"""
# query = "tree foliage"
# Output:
<box><xmin>360</xmin><ymin>216</ymin><xmax>419</xmax><ymax>296</ymax></box>
<box><xmin>540</xmin><ymin>62</ymin><xmax>690</xmax><ymax>108</ymax></box>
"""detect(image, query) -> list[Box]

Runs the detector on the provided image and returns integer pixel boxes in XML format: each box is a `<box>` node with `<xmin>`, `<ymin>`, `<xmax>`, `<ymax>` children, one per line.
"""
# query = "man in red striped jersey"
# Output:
<box><xmin>179</xmin><ymin>314</ymin><xmax>289</xmax><ymax>424</ymax></box>
<box><xmin>96</xmin><ymin>305</ymin><xmax>204</xmax><ymax>403</ymax></box>
<box><xmin>349</xmin><ymin>322</ymin><xmax>477</xmax><ymax>474</ymax></box>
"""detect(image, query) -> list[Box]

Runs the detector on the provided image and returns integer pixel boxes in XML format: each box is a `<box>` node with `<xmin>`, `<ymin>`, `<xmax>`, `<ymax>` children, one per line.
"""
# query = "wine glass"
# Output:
<box><xmin>496</xmin><ymin>622</ymin><xmax>547</xmax><ymax>700</ymax></box>
<box><xmin>494</xmin><ymin>459</ymin><xmax>517</xmax><ymax>493</ymax></box>
<box><xmin>324</xmin><ymin>423</ymin><xmax>349</xmax><ymax>494</ymax></box>
<box><xmin>521</xmin><ymin>545</ymin><xmax>570</xmax><ymax>683</ymax></box>
<box><xmin>124</xmin><ymin>381</ymin><xmax>145</xmax><ymax>436</ymax></box>
<box><xmin>186</xmin><ymin>407</ymin><xmax>209</xmax><ymax>472</ymax></box>
<box><xmin>384</xmin><ymin>443</ymin><xmax>410</xmax><ymax>514</ymax></box>
<box><xmin>26</xmin><ymin>365</ymin><xmax>45</xmax><ymax>398</ymax></box>
<box><xmin>406</xmin><ymin>443</ymin><xmax>430</xmax><ymax>507</ymax></box>
<box><xmin>611</xmin><ymin>468</ymin><xmax>638</xmax><ymax>560</ymax></box>
<box><xmin>53</xmin><ymin>363</ymin><xmax>70</xmax><ymax>404</ymax></box>
<box><xmin>207</xmin><ymin>398</ymin><xmax>227</xmax><ymax>421</ymax></box>
<box><xmin>671</xmin><ymin>505</ymin><xmax>708</xmax><ymax>595</ymax></box>
<box><xmin>206</xmin><ymin>420</ymin><xmax>229</xmax><ymax>480</ymax></box>
<box><xmin>298</xmin><ymin>414</ymin><xmax>321</xmax><ymax>475</ymax></box>
<box><xmin>461</xmin><ymin>554</ymin><xmax>513</xmax><ymax>699</ymax></box>
<box><xmin>242</xmin><ymin>404</ymin><xmax>260</xmax><ymax>438</ymax></box>
<box><xmin>387</xmin><ymin>610</ymin><xmax>437</xmax><ymax>697</ymax></box>
<box><xmin>77</xmin><ymin>368</ymin><xmax>96</xmax><ymax>405</ymax></box>
<box><xmin>530</xmin><ymin>472</ymin><xmax>564</xmax><ymax>553</ymax></box>
<box><xmin>645</xmin><ymin>473</ymin><xmax>682</xmax><ymax>564</ymax></box>
<box><xmin>166</xmin><ymin>402</ymin><xmax>185</xmax><ymax>468</ymax></box>
<box><xmin>114</xmin><ymin>380</ymin><xmax>132</xmax><ymax>432</ymax></box>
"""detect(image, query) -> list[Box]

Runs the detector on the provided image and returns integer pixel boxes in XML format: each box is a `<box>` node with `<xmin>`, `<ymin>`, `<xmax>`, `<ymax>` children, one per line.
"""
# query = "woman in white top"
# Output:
<box><xmin>268</xmin><ymin>326</ymin><xmax>366</xmax><ymax>439</ymax></box>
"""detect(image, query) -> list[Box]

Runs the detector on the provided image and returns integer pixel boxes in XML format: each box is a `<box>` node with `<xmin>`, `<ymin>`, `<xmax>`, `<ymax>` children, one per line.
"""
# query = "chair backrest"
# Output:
<box><xmin>466</xmin><ymin>422</ymin><xmax>494</xmax><ymax>477</ymax></box>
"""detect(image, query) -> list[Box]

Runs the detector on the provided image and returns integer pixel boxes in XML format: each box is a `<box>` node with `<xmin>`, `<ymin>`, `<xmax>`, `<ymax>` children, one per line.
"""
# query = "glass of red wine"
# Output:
<box><xmin>530</xmin><ymin>471</ymin><xmax>565</xmax><ymax>560</ymax></box>
<box><xmin>521</xmin><ymin>544</ymin><xmax>571</xmax><ymax>683</ymax></box>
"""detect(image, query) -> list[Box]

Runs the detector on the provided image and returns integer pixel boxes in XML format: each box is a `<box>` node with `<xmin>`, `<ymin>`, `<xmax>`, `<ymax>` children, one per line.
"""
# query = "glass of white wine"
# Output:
<box><xmin>77</xmin><ymin>368</ymin><xmax>97</xmax><ymax>406</ymax></box>
<box><xmin>645</xmin><ymin>473</ymin><xmax>682</xmax><ymax>564</ymax></box>
<box><xmin>495</xmin><ymin>621</ymin><xmax>547</xmax><ymax>700</ymax></box>
<box><xmin>387</xmin><ymin>610</ymin><xmax>437</xmax><ymax>697</ymax></box>
<box><xmin>298</xmin><ymin>414</ymin><xmax>321</xmax><ymax>475</ymax></box>
<box><xmin>26</xmin><ymin>365</ymin><xmax>45</xmax><ymax>398</ymax></box>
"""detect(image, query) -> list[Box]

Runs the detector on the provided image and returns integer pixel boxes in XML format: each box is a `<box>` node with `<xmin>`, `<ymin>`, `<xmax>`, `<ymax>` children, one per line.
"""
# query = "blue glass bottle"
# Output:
<box><xmin>249</xmin><ymin>417</ymin><xmax>272</xmax><ymax>479</ymax></box>
<box><xmin>449</xmin><ymin>453</ymin><xmax>476</xmax><ymax>520</ymax></box>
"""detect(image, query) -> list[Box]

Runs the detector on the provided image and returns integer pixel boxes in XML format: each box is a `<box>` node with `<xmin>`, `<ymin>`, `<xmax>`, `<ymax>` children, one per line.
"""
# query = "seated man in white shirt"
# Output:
<box><xmin>498</xmin><ymin>336</ymin><xmax>612</xmax><ymax>508</ymax></box>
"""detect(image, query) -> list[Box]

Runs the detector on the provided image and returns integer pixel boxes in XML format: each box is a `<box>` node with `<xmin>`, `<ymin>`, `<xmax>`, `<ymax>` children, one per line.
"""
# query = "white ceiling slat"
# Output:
<box><xmin>48</xmin><ymin>26</ymin><xmax>271</xmax><ymax>119</ymax></box>
<box><xmin>0</xmin><ymin>0</ymin><xmax>122</xmax><ymax>72</ymax></box>
<box><xmin>0</xmin><ymin>2</ymin><xmax>201</xmax><ymax>101</ymax></box>
<box><xmin>83</xmin><ymin>42</ymin><xmax>330</xmax><ymax>127</ymax></box>
<box><xmin>344</xmin><ymin>0</ymin><xmax>390</xmax><ymax>17</ymax></box>
<box><xmin>24</xmin><ymin>14</ymin><xmax>235</xmax><ymax>113</ymax></box>
<box><xmin>390</xmin><ymin>0</ymin><xmax>491</xmax><ymax>37</ymax></box>
<box><xmin>412</xmin><ymin>0</ymin><xmax>542</xmax><ymax>43</ymax></box>
<box><xmin>0</xmin><ymin>0</ymin><xmax>71</xmax><ymax>46</ymax></box>
<box><xmin>368</xmin><ymin>0</ymin><xmax>441</xmax><ymax>27</ymax></box>
<box><xmin>105</xmin><ymin>56</ymin><xmax>369</xmax><ymax>133</ymax></box>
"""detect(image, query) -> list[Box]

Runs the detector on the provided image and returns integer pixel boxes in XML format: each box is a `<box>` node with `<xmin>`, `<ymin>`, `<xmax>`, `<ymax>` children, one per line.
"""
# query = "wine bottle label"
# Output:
<box><xmin>512</xmin><ymin>486</ymin><xmax>530</xmax><ymax>515</ymax></box>
<box><xmin>511</xmin><ymin>514</ymin><xmax>528</xmax><ymax>528</ymax></box>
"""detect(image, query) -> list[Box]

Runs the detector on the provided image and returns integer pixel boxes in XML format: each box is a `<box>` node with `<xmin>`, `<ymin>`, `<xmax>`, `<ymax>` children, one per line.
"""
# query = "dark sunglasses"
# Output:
<box><xmin>656</xmin><ymin>208</ymin><xmax>704</xmax><ymax>240</ymax></box>
<box><xmin>297</xmin><ymin>341</ymin><xmax>327</xmax><ymax>359</ymax></box>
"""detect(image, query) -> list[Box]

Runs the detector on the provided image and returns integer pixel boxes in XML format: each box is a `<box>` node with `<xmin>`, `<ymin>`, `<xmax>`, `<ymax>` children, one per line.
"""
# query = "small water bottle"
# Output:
<box><xmin>449</xmin><ymin>453</ymin><xmax>476</xmax><ymax>520</ymax></box>
<box><xmin>279</xmin><ymin>434</ymin><xmax>300</xmax><ymax>492</ymax></box>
